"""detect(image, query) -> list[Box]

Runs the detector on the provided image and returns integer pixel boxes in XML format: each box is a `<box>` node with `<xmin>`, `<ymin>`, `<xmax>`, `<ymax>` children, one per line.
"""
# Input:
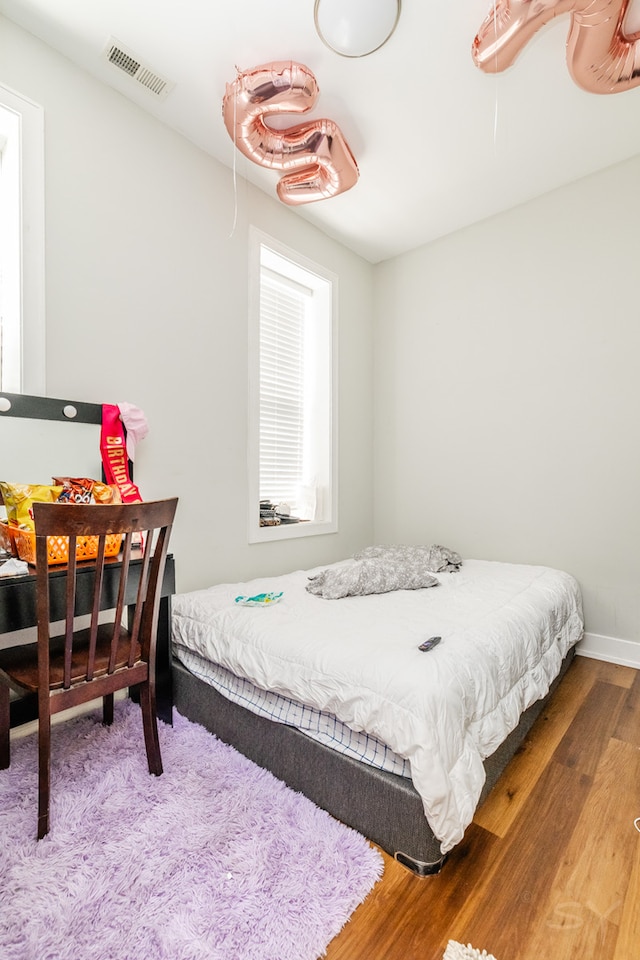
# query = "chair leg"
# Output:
<box><xmin>0</xmin><ymin>684</ymin><xmax>10</xmax><ymax>770</ymax></box>
<box><xmin>139</xmin><ymin>681</ymin><xmax>163</xmax><ymax>777</ymax></box>
<box><xmin>37</xmin><ymin>696</ymin><xmax>51</xmax><ymax>839</ymax></box>
<box><xmin>103</xmin><ymin>693</ymin><xmax>114</xmax><ymax>726</ymax></box>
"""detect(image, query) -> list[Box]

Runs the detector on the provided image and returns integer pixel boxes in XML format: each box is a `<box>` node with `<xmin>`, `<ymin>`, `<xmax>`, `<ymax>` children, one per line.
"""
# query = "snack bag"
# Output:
<box><xmin>53</xmin><ymin>477</ymin><xmax>122</xmax><ymax>505</ymax></box>
<box><xmin>0</xmin><ymin>481</ymin><xmax>18</xmax><ymax>524</ymax></box>
<box><xmin>0</xmin><ymin>483</ymin><xmax>64</xmax><ymax>530</ymax></box>
<box><xmin>92</xmin><ymin>481</ymin><xmax>122</xmax><ymax>504</ymax></box>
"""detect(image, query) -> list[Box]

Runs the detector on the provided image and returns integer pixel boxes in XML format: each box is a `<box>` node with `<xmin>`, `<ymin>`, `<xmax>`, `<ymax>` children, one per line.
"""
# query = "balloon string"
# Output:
<box><xmin>229</xmin><ymin>85</ymin><xmax>238</xmax><ymax>239</ymax></box>
<box><xmin>228</xmin><ymin>65</ymin><xmax>243</xmax><ymax>240</ymax></box>
<box><xmin>493</xmin><ymin>0</ymin><xmax>499</xmax><ymax>156</ymax></box>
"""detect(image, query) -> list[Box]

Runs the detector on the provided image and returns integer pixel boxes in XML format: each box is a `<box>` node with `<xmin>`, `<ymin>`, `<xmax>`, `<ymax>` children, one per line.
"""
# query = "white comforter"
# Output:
<box><xmin>172</xmin><ymin>558</ymin><xmax>583</xmax><ymax>853</ymax></box>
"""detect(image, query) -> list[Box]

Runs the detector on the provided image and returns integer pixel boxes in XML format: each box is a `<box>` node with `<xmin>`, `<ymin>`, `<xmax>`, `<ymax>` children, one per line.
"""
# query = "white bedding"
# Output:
<box><xmin>172</xmin><ymin>646</ymin><xmax>413</xmax><ymax>777</ymax></box>
<box><xmin>171</xmin><ymin>557</ymin><xmax>584</xmax><ymax>853</ymax></box>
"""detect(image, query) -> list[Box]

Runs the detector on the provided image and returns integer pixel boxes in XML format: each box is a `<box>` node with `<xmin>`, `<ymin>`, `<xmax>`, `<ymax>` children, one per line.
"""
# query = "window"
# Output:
<box><xmin>0</xmin><ymin>85</ymin><xmax>45</xmax><ymax>394</ymax></box>
<box><xmin>249</xmin><ymin>229</ymin><xmax>338</xmax><ymax>542</ymax></box>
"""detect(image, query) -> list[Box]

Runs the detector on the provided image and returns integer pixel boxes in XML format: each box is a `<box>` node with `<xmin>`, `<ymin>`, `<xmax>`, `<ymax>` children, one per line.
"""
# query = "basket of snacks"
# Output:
<box><xmin>12</xmin><ymin>527</ymin><xmax>122</xmax><ymax>566</ymax></box>
<box><xmin>0</xmin><ymin>479</ymin><xmax>123</xmax><ymax>566</ymax></box>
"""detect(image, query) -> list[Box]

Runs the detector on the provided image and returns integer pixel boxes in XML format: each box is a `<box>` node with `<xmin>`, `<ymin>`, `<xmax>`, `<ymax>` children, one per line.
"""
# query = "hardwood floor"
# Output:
<box><xmin>324</xmin><ymin>656</ymin><xmax>640</xmax><ymax>960</ymax></box>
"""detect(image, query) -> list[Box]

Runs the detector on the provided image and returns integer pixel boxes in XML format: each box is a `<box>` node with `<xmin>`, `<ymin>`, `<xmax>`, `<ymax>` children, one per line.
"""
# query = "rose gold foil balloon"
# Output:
<box><xmin>473</xmin><ymin>0</ymin><xmax>640</xmax><ymax>94</ymax></box>
<box><xmin>222</xmin><ymin>61</ymin><xmax>359</xmax><ymax>204</ymax></box>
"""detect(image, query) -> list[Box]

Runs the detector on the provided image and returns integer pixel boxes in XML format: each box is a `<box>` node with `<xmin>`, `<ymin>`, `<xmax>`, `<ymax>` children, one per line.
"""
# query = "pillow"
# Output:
<box><xmin>355</xmin><ymin>543</ymin><xmax>462</xmax><ymax>573</ymax></box>
<box><xmin>306</xmin><ymin>556</ymin><xmax>439</xmax><ymax>600</ymax></box>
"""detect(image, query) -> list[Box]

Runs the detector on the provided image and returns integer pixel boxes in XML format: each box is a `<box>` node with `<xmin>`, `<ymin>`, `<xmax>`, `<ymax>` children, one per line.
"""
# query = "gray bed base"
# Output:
<box><xmin>172</xmin><ymin>648</ymin><xmax>575</xmax><ymax>877</ymax></box>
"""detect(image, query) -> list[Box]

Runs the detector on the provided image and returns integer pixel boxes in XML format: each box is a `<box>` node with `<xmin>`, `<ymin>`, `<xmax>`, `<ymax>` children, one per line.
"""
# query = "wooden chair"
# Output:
<box><xmin>0</xmin><ymin>497</ymin><xmax>178</xmax><ymax>839</ymax></box>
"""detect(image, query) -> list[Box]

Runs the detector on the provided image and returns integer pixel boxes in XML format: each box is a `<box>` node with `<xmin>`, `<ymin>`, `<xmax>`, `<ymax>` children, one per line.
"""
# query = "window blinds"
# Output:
<box><xmin>259</xmin><ymin>268</ymin><xmax>310</xmax><ymax>508</ymax></box>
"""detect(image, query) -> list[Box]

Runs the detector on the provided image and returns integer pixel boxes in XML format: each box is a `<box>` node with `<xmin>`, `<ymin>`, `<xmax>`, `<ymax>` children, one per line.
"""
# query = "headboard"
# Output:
<box><xmin>0</xmin><ymin>392</ymin><xmax>105</xmax><ymax>503</ymax></box>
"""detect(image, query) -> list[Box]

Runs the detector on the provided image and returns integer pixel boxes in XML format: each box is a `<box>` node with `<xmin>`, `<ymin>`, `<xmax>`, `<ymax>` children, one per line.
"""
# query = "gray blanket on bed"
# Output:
<box><xmin>355</xmin><ymin>544</ymin><xmax>462</xmax><ymax>573</ymax></box>
<box><xmin>306</xmin><ymin>544</ymin><xmax>462</xmax><ymax>600</ymax></box>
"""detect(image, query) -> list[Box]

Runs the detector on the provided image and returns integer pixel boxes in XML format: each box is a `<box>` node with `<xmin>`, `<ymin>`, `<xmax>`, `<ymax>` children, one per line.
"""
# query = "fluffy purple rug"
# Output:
<box><xmin>0</xmin><ymin>702</ymin><xmax>383</xmax><ymax>960</ymax></box>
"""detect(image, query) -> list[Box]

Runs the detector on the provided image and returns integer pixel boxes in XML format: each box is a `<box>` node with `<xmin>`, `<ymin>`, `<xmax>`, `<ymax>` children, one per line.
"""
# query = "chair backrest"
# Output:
<box><xmin>32</xmin><ymin>498</ymin><xmax>178</xmax><ymax>691</ymax></box>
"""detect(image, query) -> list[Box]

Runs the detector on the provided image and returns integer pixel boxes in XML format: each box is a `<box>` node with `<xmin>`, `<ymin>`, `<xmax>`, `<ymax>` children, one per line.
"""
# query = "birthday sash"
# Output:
<box><xmin>100</xmin><ymin>404</ymin><xmax>143</xmax><ymax>503</ymax></box>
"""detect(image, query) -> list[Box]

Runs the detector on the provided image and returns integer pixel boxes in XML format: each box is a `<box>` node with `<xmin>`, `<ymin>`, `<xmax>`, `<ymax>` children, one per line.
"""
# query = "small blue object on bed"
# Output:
<box><xmin>235</xmin><ymin>592</ymin><xmax>284</xmax><ymax>606</ymax></box>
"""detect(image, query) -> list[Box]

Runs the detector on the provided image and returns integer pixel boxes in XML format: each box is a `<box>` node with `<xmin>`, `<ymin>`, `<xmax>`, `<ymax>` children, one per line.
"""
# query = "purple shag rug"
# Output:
<box><xmin>0</xmin><ymin>701</ymin><xmax>383</xmax><ymax>960</ymax></box>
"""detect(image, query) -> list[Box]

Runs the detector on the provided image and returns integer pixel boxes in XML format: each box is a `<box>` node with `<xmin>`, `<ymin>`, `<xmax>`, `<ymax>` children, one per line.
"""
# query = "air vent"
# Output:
<box><xmin>103</xmin><ymin>38</ymin><xmax>174</xmax><ymax>100</ymax></box>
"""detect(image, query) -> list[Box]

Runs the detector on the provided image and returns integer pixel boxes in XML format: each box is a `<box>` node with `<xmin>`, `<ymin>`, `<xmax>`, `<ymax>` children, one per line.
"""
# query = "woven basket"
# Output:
<box><xmin>0</xmin><ymin>519</ymin><xmax>17</xmax><ymax>557</ymax></box>
<box><xmin>14</xmin><ymin>527</ymin><xmax>123</xmax><ymax>566</ymax></box>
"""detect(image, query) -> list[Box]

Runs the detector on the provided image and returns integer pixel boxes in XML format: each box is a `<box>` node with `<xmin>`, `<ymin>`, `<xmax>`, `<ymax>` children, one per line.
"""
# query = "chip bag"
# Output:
<box><xmin>53</xmin><ymin>477</ymin><xmax>122</xmax><ymax>506</ymax></box>
<box><xmin>0</xmin><ymin>481</ymin><xmax>18</xmax><ymax>524</ymax></box>
<box><xmin>0</xmin><ymin>482</ymin><xmax>64</xmax><ymax>530</ymax></box>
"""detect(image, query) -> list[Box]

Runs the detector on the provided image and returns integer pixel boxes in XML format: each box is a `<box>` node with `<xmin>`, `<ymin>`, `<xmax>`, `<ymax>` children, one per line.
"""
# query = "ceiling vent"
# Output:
<box><xmin>103</xmin><ymin>38</ymin><xmax>174</xmax><ymax>100</ymax></box>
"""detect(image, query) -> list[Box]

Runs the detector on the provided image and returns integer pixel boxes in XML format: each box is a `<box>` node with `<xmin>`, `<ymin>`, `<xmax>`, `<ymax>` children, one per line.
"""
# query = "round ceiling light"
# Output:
<box><xmin>314</xmin><ymin>0</ymin><xmax>401</xmax><ymax>58</ymax></box>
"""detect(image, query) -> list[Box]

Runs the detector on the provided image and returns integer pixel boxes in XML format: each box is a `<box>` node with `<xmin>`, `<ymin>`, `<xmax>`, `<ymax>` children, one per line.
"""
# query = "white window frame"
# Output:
<box><xmin>0</xmin><ymin>84</ymin><xmax>46</xmax><ymax>395</ymax></box>
<box><xmin>248</xmin><ymin>227</ymin><xmax>338</xmax><ymax>543</ymax></box>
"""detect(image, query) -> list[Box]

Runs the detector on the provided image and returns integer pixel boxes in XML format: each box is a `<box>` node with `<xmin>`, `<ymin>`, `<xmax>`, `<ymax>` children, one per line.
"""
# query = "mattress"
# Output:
<box><xmin>172</xmin><ymin>645</ymin><xmax>412</xmax><ymax>777</ymax></box>
<box><xmin>172</xmin><ymin>557</ymin><xmax>584</xmax><ymax>853</ymax></box>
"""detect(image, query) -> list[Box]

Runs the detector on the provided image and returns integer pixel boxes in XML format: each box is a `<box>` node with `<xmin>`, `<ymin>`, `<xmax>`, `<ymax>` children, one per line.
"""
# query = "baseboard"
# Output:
<box><xmin>576</xmin><ymin>632</ymin><xmax>640</xmax><ymax>670</ymax></box>
<box><xmin>10</xmin><ymin>689</ymin><xmax>128</xmax><ymax>742</ymax></box>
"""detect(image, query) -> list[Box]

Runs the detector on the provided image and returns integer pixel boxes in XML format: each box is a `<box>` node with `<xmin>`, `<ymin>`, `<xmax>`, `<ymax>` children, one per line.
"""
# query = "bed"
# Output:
<box><xmin>171</xmin><ymin>548</ymin><xmax>584</xmax><ymax>875</ymax></box>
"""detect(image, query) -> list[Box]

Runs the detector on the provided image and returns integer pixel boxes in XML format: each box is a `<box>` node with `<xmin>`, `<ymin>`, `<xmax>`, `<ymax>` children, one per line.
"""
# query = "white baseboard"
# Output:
<box><xmin>576</xmin><ymin>632</ymin><xmax>640</xmax><ymax>670</ymax></box>
<box><xmin>10</xmin><ymin>689</ymin><xmax>128</xmax><ymax>741</ymax></box>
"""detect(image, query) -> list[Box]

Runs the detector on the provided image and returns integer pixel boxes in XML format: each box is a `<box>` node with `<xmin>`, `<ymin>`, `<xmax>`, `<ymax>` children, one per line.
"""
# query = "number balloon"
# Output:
<box><xmin>473</xmin><ymin>0</ymin><xmax>640</xmax><ymax>94</ymax></box>
<box><xmin>222</xmin><ymin>61</ymin><xmax>359</xmax><ymax>204</ymax></box>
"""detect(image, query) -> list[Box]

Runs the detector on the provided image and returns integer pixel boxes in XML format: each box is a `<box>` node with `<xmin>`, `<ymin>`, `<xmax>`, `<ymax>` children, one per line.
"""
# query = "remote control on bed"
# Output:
<box><xmin>418</xmin><ymin>636</ymin><xmax>441</xmax><ymax>652</ymax></box>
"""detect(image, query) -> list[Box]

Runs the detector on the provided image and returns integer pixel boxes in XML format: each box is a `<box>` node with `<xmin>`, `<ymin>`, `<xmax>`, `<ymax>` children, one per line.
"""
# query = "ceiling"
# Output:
<box><xmin>2</xmin><ymin>0</ymin><xmax>640</xmax><ymax>263</ymax></box>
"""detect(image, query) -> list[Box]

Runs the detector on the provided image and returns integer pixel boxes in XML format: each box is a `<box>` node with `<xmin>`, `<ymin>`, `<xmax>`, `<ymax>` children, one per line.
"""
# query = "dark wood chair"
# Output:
<box><xmin>0</xmin><ymin>497</ymin><xmax>178</xmax><ymax>838</ymax></box>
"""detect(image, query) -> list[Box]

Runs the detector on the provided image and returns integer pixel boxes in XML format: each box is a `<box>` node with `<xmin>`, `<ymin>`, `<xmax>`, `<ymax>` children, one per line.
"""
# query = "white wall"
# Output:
<box><xmin>4</xmin><ymin>17</ymin><xmax>638</xmax><ymax>657</ymax></box>
<box><xmin>0</xmin><ymin>17</ymin><xmax>375</xmax><ymax>593</ymax></box>
<box><xmin>374</xmin><ymin>159</ymin><xmax>640</xmax><ymax>650</ymax></box>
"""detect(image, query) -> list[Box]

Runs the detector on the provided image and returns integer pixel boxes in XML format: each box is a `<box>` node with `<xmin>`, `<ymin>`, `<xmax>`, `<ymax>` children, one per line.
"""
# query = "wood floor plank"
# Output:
<box><xmin>523</xmin><ymin>907</ymin><xmax>618</xmax><ymax>960</ymax></box>
<box><xmin>324</xmin><ymin>658</ymin><xmax>640</xmax><ymax>960</ymax></box>
<box><xmin>574</xmin><ymin>656</ymin><xmax>636</xmax><ymax>689</ymax></box>
<box><xmin>520</xmin><ymin>737</ymin><xmax>640</xmax><ymax>960</ymax></box>
<box><xmin>613</xmin><ymin>816</ymin><xmax>640</xmax><ymax>959</ymax></box>
<box><xmin>446</xmin><ymin>761</ymin><xmax>592</xmax><ymax>960</ymax></box>
<box><xmin>475</xmin><ymin>657</ymin><xmax>593</xmax><ymax>837</ymax></box>
<box><xmin>325</xmin><ymin>825</ymin><xmax>500</xmax><ymax>960</ymax></box>
<box><xmin>553</xmin><ymin>680</ymin><xmax>626</xmax><ymax>776</ymax></box>
<box><xmin>612</xmin><ymin>668</ymin><xmax>640</xmax><ymax>748</ymax></box>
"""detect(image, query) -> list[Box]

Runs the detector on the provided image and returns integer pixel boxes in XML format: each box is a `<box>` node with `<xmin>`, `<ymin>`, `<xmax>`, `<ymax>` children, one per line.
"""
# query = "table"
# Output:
<box><xmin>0</xmin><ymin>553</ymin><xmax>176</xmax><ymax>727</ymax></box>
